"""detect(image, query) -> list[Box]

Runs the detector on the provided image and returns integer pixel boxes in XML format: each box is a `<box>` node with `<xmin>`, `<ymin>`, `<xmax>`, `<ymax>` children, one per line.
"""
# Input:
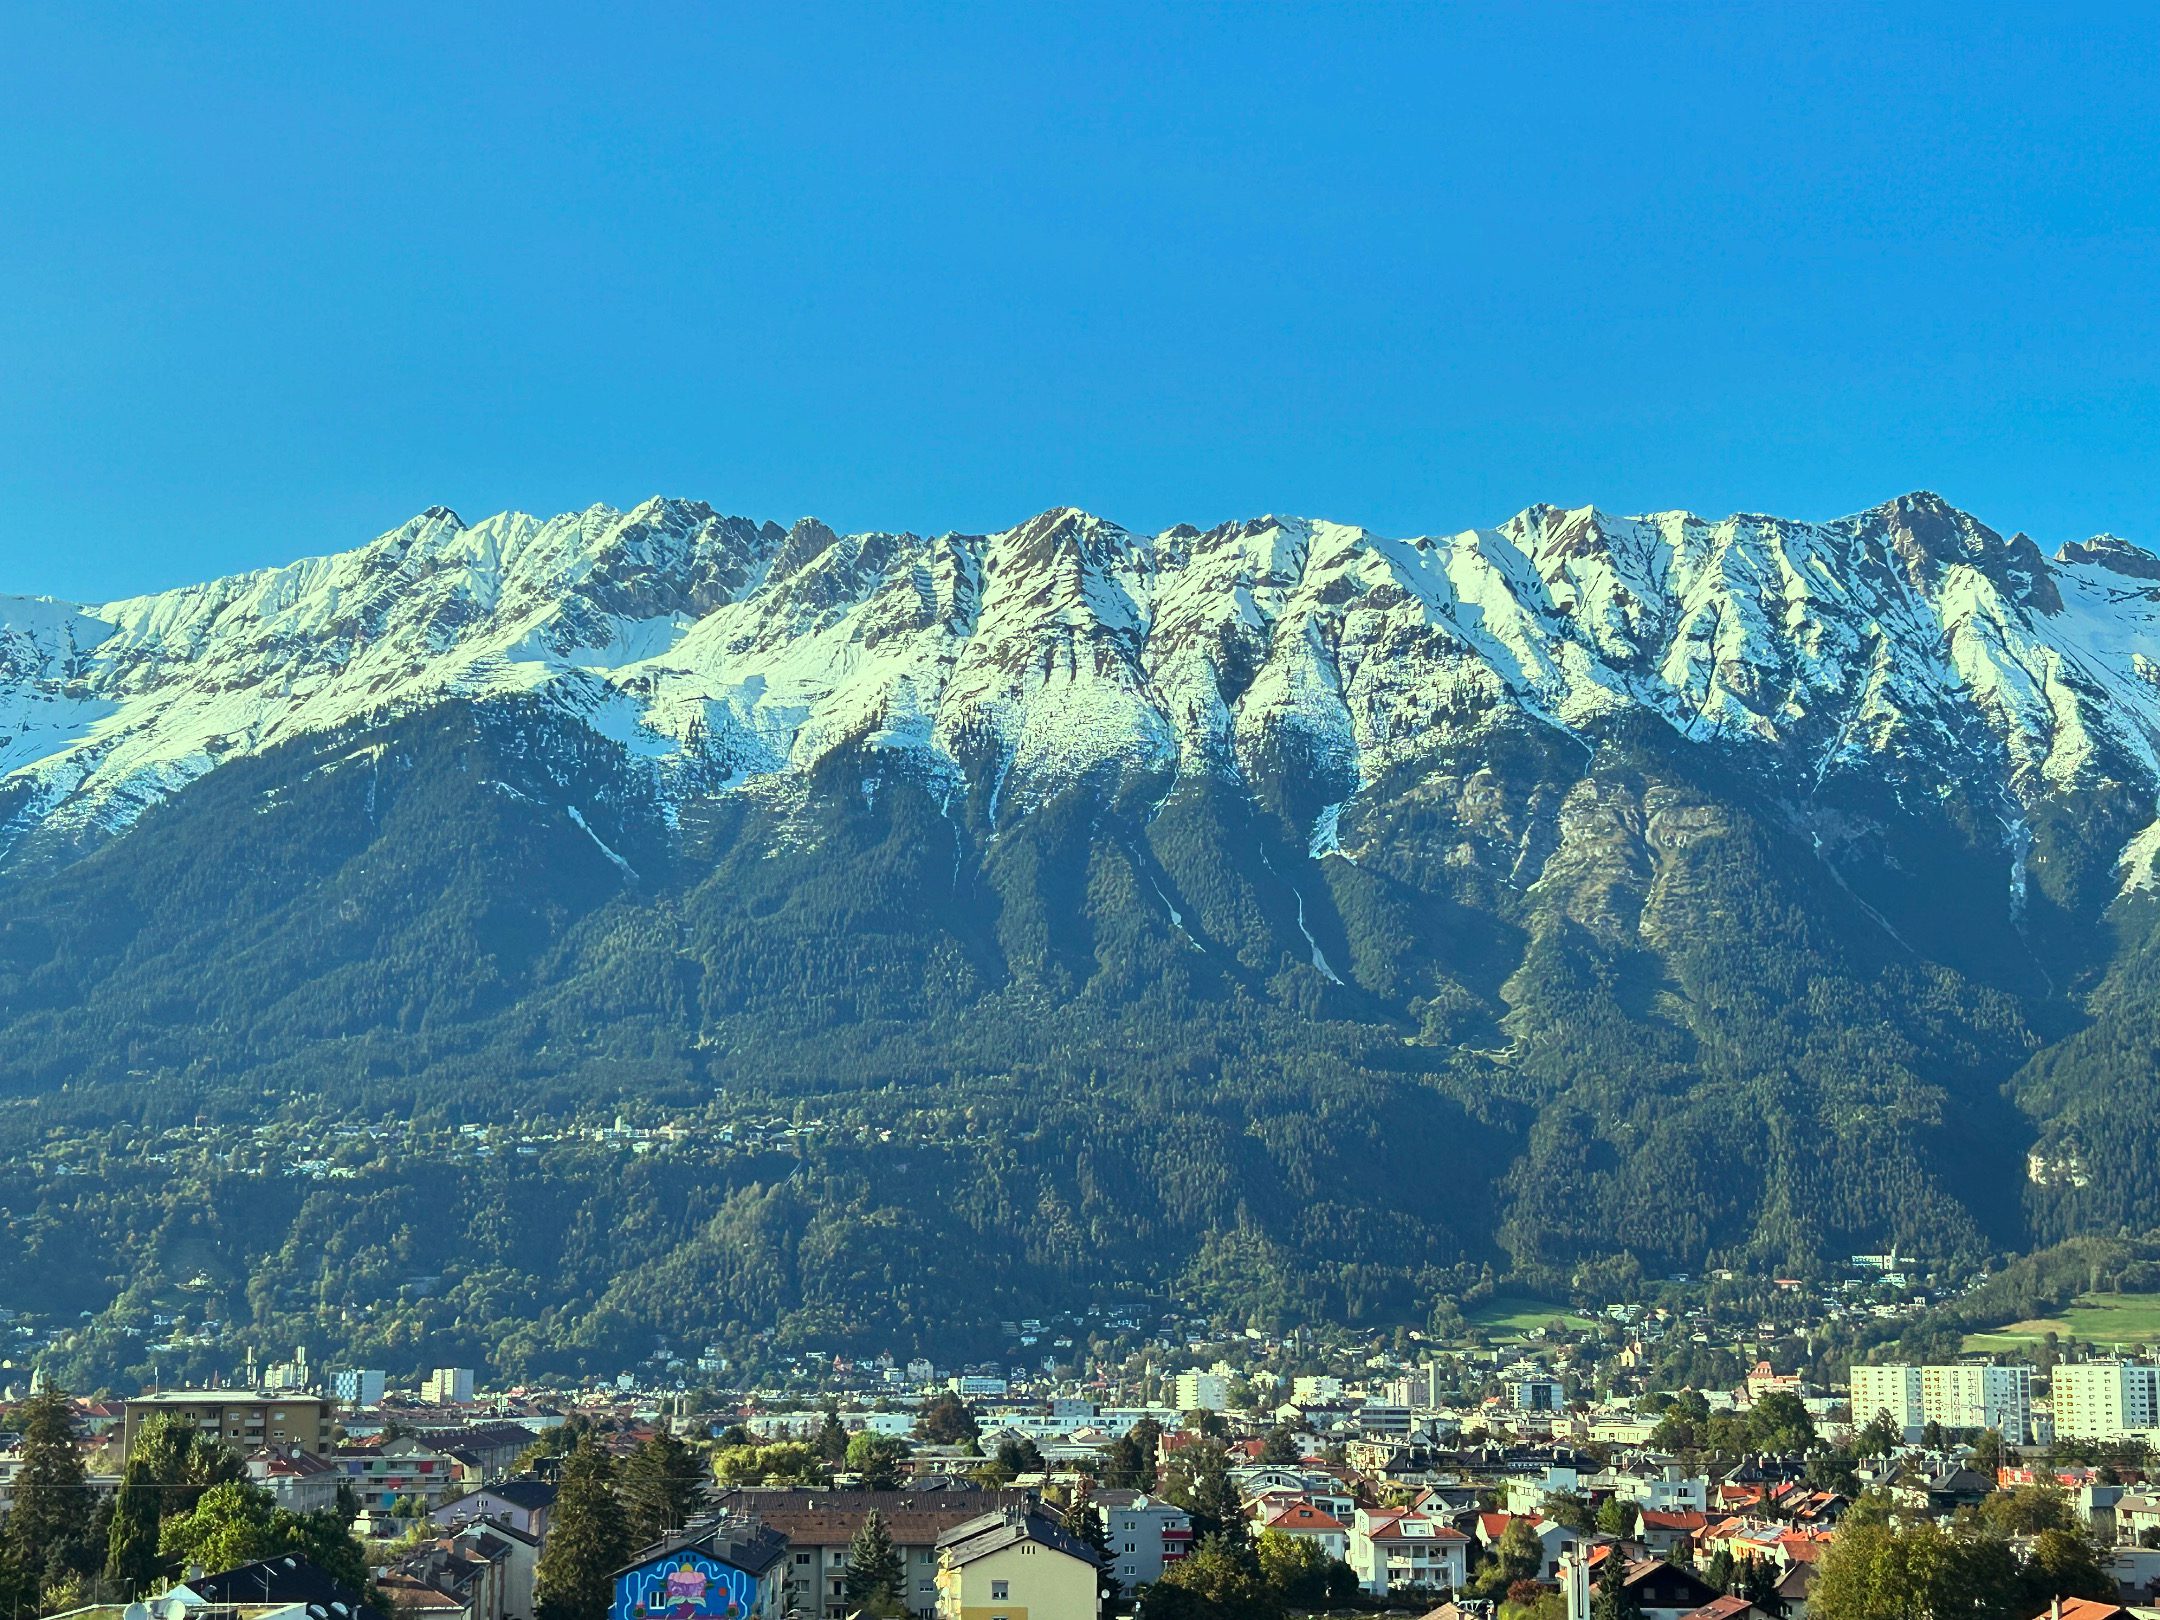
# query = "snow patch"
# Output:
<box><xmin>567</xmin><ymin>804</ymin><xmax>637</xmax><ymax>881</ymax></box>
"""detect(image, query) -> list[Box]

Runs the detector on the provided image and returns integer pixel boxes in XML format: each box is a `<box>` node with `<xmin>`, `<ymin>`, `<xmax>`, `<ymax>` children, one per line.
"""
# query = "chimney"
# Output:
<box><xmin>1563</xmin><ymin>1548</ymin><xmax>1591</xmax><ymax>1620</ymax></box>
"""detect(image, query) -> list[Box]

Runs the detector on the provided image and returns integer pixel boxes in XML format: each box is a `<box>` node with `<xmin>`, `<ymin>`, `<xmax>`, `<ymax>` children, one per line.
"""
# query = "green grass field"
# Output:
<box><xmin>1962</xmin><ymin>1292</ymin><xmax>2160</xmax><ymax>1352</ymax></box>
<box><xmin>1464</xmin><ymin>1295</ymin><xmax>1600</xmax><ymax>1338</ymax></box>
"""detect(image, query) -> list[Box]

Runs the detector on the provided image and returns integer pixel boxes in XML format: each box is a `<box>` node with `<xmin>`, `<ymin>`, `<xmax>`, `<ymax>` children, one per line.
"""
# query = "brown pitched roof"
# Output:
<box><xmin>711</xmin><ymin>1487</ymin><xmax>1033</xmax><ymax>1549</ymax></box>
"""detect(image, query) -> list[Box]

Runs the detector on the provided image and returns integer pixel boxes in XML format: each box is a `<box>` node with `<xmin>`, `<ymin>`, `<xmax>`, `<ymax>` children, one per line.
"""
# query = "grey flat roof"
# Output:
<box><xmin>129</xmin><ymin>1391</ymin><xmax>330</xmax><ymax>1404</ymax></box>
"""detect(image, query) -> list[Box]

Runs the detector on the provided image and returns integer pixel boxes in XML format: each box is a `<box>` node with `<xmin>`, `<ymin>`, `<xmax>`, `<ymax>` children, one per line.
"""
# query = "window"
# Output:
<box><xmin>796</xmin><ymin>1553</ymin><xmax>812</xmax><ymax>1565</ymax></box>
<box><xmin>990</xmin><ymin>1581</ymin><xmax>1009</xmax><ymax>1601</ymax></box>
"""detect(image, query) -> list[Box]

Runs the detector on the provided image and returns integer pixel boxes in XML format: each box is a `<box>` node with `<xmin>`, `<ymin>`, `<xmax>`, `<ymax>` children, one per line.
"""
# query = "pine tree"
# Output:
<box><xmin>620</xmin><ymin>1429</ymin><xmax>706</xmax><ymax>1547</ymax></box>
<box><xmin>816</xmin><ymin>1409</ymin><xmax>850</xmax><ymax>1464</ymax></box>
<box><xmin>1160</xmin><ymin>1440</ymin><xmax>1242</xmax><ymax>1542</ymax></box>
<box><xmin>1704</xmin><ymin>1547</ymin><xmax>1736</xmax><ymax>1593</ymax></box>
<box><xmin>537</xmin><ymin>1442</ymin><xmax>631</xmax><ymax>1620</ymax></box>
<box><xmin>912</xmin><ymin>1394</ymin><xmax>979</xmax><ymax>1445</ymax></box>
<box><xmin>104</xmin><ymin>1455</ymin><xmax>163</xmax><ymax>1596</ymax></box>
<box><xmin>8</xmin><ymin>1387</ymin><xmax>94</xmax><ymax>1591</ymax></box>
<box><xmin>1593</xmin><ymin>1545</ymin><xmax>1644</xmax><ymax>1620</ymax></box>
<box><xmin>842</xmin><ymin>1508</ymin><xmax>904</xmax><ymax>1616</ymax></box>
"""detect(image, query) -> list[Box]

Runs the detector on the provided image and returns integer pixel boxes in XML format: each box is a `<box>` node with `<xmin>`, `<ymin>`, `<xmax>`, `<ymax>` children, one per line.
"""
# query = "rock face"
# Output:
<box><xmin>6</xmin><ymin>491</ymin><xmax>2159</xmax><ymax>884</ymax></box>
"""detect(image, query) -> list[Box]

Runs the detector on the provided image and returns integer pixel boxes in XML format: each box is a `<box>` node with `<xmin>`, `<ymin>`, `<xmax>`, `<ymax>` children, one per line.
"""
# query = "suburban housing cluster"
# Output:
<box><xmin>10</xmin><ymin>1326</ymin><xmax>2160</xmax><ymax>1620</ymax></box>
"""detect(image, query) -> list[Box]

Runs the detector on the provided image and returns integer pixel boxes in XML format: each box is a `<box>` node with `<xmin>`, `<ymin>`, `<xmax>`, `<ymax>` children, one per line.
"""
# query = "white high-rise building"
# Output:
<box><xmin>334</xmin><ymin>1368</ymin><xmax>387</xmax><ymax>1407</ymax></box>
<box><xmin>1174</xmin><ymin>1366</ymin><xmax>1233</xmax><ymax>1412</ymax></box>
<box><xmin>1849</xmin><ymin>1363</ymin><xmax>2032</xmax><ymax>1442</ymax></box>
<box><xmin>422</xmin><ymin>1366</ymin><xmax>476</xmax><ymax>1405</ymax></box>
<box><xmin>1850</xmin><ymin>1364</ymin><xmax>1926</xmax><ymax>1433</ymax></box>
<box><xmin>2052</xmin><ymin>1362</ymin><xmax>2160</xmax><ymax>1439</ymax></box>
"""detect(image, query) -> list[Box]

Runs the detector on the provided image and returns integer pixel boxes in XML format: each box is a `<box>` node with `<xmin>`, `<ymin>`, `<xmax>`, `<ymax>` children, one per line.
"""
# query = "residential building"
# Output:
<box><xmin>1636</xmin><ymin>1510</ymin><xmax>1710</xmax><ymax>1558</ymax></box>
<box><xmin>426</xmin><ymin>1518</ymin><xmax>541</xmax><ymax>1620</ymax></box>
<box><xmin>609</xmin><ymin>1518</ymin><xmax>791</xmax><ymax>1620</ymax></box>
<box><xmin>1393</xmin><ymin>1365</ymin><xmax>1448</xmax><ymax>1410</ymax></box>
<box><xmin>1849</xmin><ymin>1364</ymin><xmax>1925</xmax><ymax>1433</ymax></box>
<box><xmin>1561</xmin><ymin>1550</ymin><xmax>1723</xmax><ymax>1620</ymax></box>
<box><xmin>335</xmin><ymin>1369</ymin><xmax>388</xmax><ymax>1408</ymax></box>
<box><xmin>425</xmin><ymin>1368</ymin><xmax>478</xmax><ymax>1405</ymax></box>
<box><xmin>1848</xmin><ymin>1364</ymin><xmax>2033</xmax><ymax>1442</ymax></box>
<box><xmin>1358</xmin><ymin>1404</ymin><xmax>1413</xmax><ymax>1437</ymax></box>
<box><xmin>245</xmin><ymin>1446</ymin><xmax>342</xmax><ymax>1513</ymax></box>
<box><xmin>1476</xmin><ymin>1513</ymin><xmax>1588</xmax><ymax>1582</ymax></box>
<box><xmin>382</xmin><ymin>1525</ymin><xmax>526</xmax><ymax>1620</ymax></box>
<box><xmin>1092</xmin><ymin>1490</ymin><xmax>1191</xmax><ymax>1590</ymax></box>
<box><xmin>1349</xmin><ymin>1507</ymin><xmax>1470</xmax><ymax>1596</ymax></box>
<box><xmin>1506</xmin><ymin>1464</ymin><xmax>1583</xmax><ymax>1515</ymax></box>
<box><xmin>336</xmin><ymin>1434</ymin><xmax>468</xmax><ymax>1522</ymax></box>
<box><xmin>421</xmin><ymin>1423</ymin><xmax>543</xmax><ymax>1479</ymax></box>
<box><xmin>1890</xmin><ymin>1465</ymin><xmax>1998</xmax><ymax>1516</ymax></box>
<box><xmin>156</xmin><ymin>1553</ymin><xmax>369</xmax><ymax>1620</ymax></box>
<box><xmin>123</xmin><ymin>1391</ymin><xmax>336</xmax><ymax>1457</ymax></box>
<box><xmin>1258</xmin><ymin>1501</ymin><xmax>1348</xmax><ymax>1563</ymax></box>
<box><xmin>714</xmin><ymin>1487</ymin><xmax>1033</xmax><ymax>1619</ymax></box>
<box><xmin>1601</xmin><ymin>1462</ymin><xmax>1710</xmax><ymax>1515</ymax></box>
<box><xmin>2053</xmin><ymin>1364</ymin><xmax>2160</xmax><ymax>1441</ymax></box>
<box><xmin>934</xmin><ymin>1506</ymin><xmax>1100</xmax><ymax>1620</ymax></box>
<box><xmin>430</xmin><ymin>1479</ymin><xmax>561</xmax><ymax>1545</ymax></box>
<box><xmin>1173</xmin><ymin>1367</ymin><xmax>1232</xmax><ymax>1413</ymax></box>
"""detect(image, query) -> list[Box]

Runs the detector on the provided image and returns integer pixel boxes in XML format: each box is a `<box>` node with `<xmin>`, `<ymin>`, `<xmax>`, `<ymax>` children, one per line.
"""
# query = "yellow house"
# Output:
<box><xmin>933</xmin><ymin>1506</ymin><xmax>1100</xmax><ymax>1620</ymax></box>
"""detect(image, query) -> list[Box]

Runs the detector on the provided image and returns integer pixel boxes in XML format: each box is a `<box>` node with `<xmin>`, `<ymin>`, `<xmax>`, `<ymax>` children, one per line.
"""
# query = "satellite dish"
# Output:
<box><xmin>123</xmin><ymin>1602</ymin><xmax>150</xmax><ymax>1620</ymax></box>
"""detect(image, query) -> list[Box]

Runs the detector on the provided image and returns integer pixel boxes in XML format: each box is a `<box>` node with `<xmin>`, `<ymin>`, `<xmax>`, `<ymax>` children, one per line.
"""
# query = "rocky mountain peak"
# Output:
<box><xmin>3</xmin><ymin>491</ymin><xmax>2156</xmax><ymax>878</ymax></box>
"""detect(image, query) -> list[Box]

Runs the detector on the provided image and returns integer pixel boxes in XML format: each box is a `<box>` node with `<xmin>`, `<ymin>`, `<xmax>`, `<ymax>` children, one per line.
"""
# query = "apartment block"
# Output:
<box><xmin>2053</xmin><ymin>1363</ymin><xmax>2160</xmax><ymax>1440</ymax></box>
<box><xmin>1849</xmin><ymin>1364</ymin><xmax>2032</xmax><ymax>1442</ymax></box>
<box><xmin>124</xmin><ymin>1391</ymin><xmax>337</xmax><ymax>1456</ymax></box>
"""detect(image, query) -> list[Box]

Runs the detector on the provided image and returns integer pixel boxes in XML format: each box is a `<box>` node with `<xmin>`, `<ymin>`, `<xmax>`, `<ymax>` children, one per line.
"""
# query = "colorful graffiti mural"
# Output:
<box><xmin>610</xmin><ymin>1547</ymin><xmax>760</xmax><ymax>1620</ymax></box>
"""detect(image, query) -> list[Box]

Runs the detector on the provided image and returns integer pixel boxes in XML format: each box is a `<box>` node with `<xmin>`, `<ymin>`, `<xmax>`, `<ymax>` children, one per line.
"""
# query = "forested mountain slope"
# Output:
<box><xmin>1</xmin><ymin>490</ymin><xmax>2156</xmax><ymax>1383</ymax></box>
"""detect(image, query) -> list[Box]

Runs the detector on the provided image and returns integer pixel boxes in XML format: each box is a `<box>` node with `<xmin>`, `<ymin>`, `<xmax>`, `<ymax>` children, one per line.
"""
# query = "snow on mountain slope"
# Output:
<box><xmin>4</xmin><ymin>490</ymin><xmax>2158</xmax><ymax>876</ymax></box>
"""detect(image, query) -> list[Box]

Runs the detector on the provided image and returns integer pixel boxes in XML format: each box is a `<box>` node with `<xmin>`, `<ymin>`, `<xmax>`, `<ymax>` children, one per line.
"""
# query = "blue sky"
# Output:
<box><xmin>4</xmin><ymin>3</ymin><xmax>2157</xmax><ymax>599</ymax></box>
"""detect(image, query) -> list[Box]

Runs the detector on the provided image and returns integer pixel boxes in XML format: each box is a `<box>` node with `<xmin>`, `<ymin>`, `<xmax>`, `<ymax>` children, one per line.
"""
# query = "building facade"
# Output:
<box><xmin>2054</xmin><ymin>1363</ymin><xmax>2160</xmax><ymax>1441</ymax></box>
<box><xmin>1849</xmin><ymin>1364</ymin><xmax>2032</xmax><ymax>1442</ymax></box>
<box><xmin>1172</xmin><ymin>1370</ymin><xmax>1231</xmax><ymax>1413</ymax></box>
<box><xmin>123</xmin><ymin>1391</ymin><xmax>337</xmax><ymax>1457</ymax></box>
<box><xmin>425</xmin><ymin>1368</ymin><xmax>478</xmax><ymax>1405</ymax></box>
<box><xmin>713</xmin><ymin>1487</ymin><xmax>1035</xmax><ymax>1620</ymax></box>
<box><xmin>1090</xmin><ymin>1491</ymin><xmax>1191</xmax><ymax>1590</ymax></box>
<box><xmin>334</xmin><ymin>1369</ymin><xmax>388</xmax><ymax>1408</ymax></box>
<box><xmin>1349</xmin><ymin>1507</ymin><xmax>1469</xmax><ymax>1596</ymax></box>
<box><xmin>611</xmin><ymin>1522</ymin><xmax>790</xmax><ymax>1620</ymax></box>
<box><xmin>337</xmin><ymin>1435</ymin><xmax>469</xmax><ymax>1520</ymax></box>
<box><xmin>935</xmin><ymin>1507</ymin><xmax>1099</xmax><ymax>1620</ymax></box>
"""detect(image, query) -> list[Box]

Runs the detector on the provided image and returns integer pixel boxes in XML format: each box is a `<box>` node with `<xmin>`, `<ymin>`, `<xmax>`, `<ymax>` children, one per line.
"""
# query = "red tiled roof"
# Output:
<box><xmin>1366</xmin><ymin>1516</ymin><xmax>1470</xmax><ymax>1544</ymax></box>
<box><xmin>1265</xmin><ymin>1503</ymin><xmax>1347</xmax><ymax>1533</ymax></box>
<box><xmin>1641</xmin><ymin>1510</ymin><xmax>1708</xmax><ymax>1531</ymax></box>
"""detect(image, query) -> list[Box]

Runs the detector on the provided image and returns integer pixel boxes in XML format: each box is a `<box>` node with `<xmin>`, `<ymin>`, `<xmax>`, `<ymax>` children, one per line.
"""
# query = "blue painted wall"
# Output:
<box><xmin>611</xmin><ymin>1547</ymin><xmax>762</xmax><ymax>1620</ymax></box>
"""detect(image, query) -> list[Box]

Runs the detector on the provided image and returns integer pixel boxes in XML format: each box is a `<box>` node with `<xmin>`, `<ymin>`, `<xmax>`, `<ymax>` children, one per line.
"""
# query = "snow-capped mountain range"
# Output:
<box><xmin>6</xmin><ymin>489</ymin><xmax>2160</xmax><ymax>884</ymax></box>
